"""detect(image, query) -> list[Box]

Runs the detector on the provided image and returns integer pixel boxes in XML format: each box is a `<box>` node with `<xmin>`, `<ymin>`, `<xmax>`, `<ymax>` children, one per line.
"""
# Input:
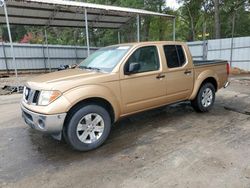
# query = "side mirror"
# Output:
<box><xmin>126</xmin><ymin>62</ymin><xmax>140</xmax><ymax>75</ymax></box>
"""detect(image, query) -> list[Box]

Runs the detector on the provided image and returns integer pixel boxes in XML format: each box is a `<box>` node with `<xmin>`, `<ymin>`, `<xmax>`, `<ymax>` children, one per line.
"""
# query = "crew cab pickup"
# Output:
<box><xmin>21</xmin><ymin>41</ymin><xmax>229</xmax><ymax>151</ymax></box>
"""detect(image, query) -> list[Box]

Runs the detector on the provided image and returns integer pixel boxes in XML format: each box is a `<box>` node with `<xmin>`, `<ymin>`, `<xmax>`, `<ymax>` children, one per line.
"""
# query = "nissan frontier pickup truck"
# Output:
<box><xmin>21</xmin><ymin>41</ymin><xmax>229</xmax><ymax>151</ymax></box>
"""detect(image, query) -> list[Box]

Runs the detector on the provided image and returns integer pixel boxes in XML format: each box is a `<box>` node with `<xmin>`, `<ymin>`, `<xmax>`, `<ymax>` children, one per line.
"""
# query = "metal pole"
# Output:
<box><xmin>44</xmin><ymin>29</ymin><xmax>51</xmax><ymax>72</ymax></box>
<box><xmin>136</xmin><ymin>14</ymin><xmax>140</xmax><ymax>42</ymax></box>
<box><xmin>74</xmin><ymin>30</ymin><xmax>78</xmax><ymax>64</ymax></box>
<box><xmin>230</xmin><ymin>11</ymin><xmax>235</xmax><ymax>67</ymax></box>
<box><xmin>202</xmin><ymin>20</ymin><xmax>207</xmax><ymax>60</ymax></box>
<box><xmin>75</xmin><ymin>46</ymin><xmax>78</xmax><ymax>64</ymax></box>
<box><xmin>118</xmin><ymin>31</ymin><xmax>121</xmax><ymax>44</ymax></box>
<box><xmin>42</xmin><ymin>42</ymin><xmax>47</xmax><ymax>72</ymax></box>
<box><xmin>1</xmin><ymin>40</ymin><xmax>9</xmax><ymax>74</ymax></box>
<box><xmin>173</xmin><ymin>17</ymin><xmax>176</xmax><ymax>41</ymax></box>
<box><xmin>84</xmin><ymin>8</ymin><xmax>90</xmax><ymax>56</ymax></box>
<box><xmin>2</xmin><ymin>0</ymin><xmax>19</xmax><ymax>90</ymax></box>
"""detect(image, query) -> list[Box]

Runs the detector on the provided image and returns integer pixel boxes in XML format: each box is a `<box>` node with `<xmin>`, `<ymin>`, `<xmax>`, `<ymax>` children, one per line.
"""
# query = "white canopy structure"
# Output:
<box><xmin>0</xmin><ymin>0</ymin><xmax>174</xmax><ymax>28</ymax></box>
<box><xmin>0</xmin><ymin>0</ymin><xmax>175</xmax><ymax>89</ymax></box>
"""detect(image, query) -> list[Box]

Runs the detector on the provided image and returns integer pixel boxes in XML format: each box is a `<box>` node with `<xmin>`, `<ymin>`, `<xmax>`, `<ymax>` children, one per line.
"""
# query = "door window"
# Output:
<box><xmin>125</xmin><ymin>46</ymin><xmax>160</xmax><ymax>73</ymax></box>
<box><xmin>163</xmin><ymin>45</ymin><xmax>186</xmax><ymax>68</ymax></box>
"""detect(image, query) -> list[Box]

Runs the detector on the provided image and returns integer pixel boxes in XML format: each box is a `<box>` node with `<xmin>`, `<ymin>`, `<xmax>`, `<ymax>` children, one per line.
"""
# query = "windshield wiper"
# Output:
<box><xmin>80</xmin><ymin>66</ymin><xmax>101</xmax><ymax>71</ymax></box>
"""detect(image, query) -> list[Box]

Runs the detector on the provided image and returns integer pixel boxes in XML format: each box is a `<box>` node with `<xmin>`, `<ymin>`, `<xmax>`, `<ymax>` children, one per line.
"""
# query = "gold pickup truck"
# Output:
<box><xmin>21</xmin><ymin>41</ymin><xmax>229</xmax><ymax>151</ymax></box>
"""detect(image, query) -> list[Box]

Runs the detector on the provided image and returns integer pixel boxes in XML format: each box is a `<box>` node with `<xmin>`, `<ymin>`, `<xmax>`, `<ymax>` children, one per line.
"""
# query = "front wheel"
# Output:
<box><xmin>63</xmin><ymin>104</ymin><xmax>111</xmax><ymax>151</ymax></box>
<box><xmin>191</xmin><ymin>83</ymin><xmax>215</xmax><ymax>112</ymax></box>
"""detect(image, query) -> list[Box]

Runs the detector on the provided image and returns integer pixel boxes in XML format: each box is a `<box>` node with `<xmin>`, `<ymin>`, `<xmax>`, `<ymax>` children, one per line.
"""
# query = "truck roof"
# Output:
<box><xmin>114</xmin><ymin>41</ymin><xmax>186</xmax><ymax>47</ymax></box>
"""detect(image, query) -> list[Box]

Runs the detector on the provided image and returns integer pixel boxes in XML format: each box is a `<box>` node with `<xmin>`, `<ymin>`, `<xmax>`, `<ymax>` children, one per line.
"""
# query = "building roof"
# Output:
<box><xmin>0</xmin><ymin>0</ymin><xmax>175</xmax><ymax>29</ymax></box>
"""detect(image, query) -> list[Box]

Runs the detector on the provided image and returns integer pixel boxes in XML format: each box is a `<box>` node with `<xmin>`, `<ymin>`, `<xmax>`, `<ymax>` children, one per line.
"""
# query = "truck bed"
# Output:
<box><xmin>193</xmin><ymin>60</ymin><xmax>228</xmax><ymax>90</ymax></box>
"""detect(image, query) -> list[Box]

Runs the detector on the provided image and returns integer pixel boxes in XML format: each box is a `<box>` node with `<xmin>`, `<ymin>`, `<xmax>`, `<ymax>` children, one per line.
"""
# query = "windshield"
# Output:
<box><xmin>79</xmin><ymin>45</ymin><xmax>131</xmax><ymax>72</ymax></box>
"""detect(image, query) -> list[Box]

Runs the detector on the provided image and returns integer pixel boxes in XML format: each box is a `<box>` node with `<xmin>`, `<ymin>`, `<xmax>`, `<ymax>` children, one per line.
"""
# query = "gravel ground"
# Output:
<box><xmin>0</xmin><ymin>74</ymin><xmax>44</xmax><ymax>95</ymax></box>
<box><xmin>0</xmin><ymin>76</ymin><xmax>250</xmax><ymax>188</ymax></box>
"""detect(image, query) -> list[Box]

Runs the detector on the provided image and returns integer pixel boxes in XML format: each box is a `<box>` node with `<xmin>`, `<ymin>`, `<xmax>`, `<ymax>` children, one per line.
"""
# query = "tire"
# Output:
<box><xmin>191</xmin><ymin>82</ymin><xmax>215</xmax><ymax>112</ymax></box>
<box><xmin>63</xmin><ymin>104</ymin><xmax>111</xmax><ymax>151</ymax></box>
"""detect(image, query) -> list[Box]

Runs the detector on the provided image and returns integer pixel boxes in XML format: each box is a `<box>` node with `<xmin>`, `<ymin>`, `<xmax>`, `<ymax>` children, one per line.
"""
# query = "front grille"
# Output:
<box><xmin>32</xmin><ymin>90</ymin><xmax>40</xmax><ymax>103</ymax></box>
<box><xmin>24</xmin><ymin>87</ymin><xmax>30</xmax><ymax>101</ymax></box>
<box><xmin>23</xmin><ymin>87</ymin><xmax>40</xmax><ymax>104</ymax></box>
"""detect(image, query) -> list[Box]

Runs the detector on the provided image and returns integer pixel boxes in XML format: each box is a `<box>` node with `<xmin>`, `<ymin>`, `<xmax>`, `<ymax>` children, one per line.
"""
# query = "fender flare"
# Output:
<box><xmin>189</xmin><ymin>70</ymin><xmax>219</xmax><ymax>100</ymax></box>
<box><xmin>63</xmin><ymin>85</ymin><xmax>121</xmax><ymax>121</ymax></box>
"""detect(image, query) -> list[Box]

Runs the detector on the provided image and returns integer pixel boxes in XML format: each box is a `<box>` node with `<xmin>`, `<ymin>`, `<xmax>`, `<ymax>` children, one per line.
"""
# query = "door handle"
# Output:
<box><xmin>184</xmin><ymin>70</ymin><xmax>192</xmax><ymax>75</ymax></box>
<box><xmin>156</xmin><ymin>74</ymin><xmax>165</xmax><ymax>79</ymax></box>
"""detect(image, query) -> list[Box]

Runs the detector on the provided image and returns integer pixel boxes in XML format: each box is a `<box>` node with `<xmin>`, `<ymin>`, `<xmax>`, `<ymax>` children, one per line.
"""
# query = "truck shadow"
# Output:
<box><xmin>3</xmin><ymin>95</ymin><xmax>246</xmax><ymax>183</ymax></box>
<box><xmin>27</xmin><ymin>100</ymin><xmax>231</xmax><ymax>162</ymax></box>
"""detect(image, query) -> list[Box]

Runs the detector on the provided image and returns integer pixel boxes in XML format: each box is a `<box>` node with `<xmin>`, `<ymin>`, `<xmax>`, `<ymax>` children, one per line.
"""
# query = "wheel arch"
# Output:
<box><xmin>63</xmin><ymin>84</ymin><xmax>121</xmax><ymax>121</ymax></box>
<box><xmin>190</xmin><ymin>74</ymin><xmax>218</xmax><ymax>100</ymax></box>
<box><xmin>65</xmin><ymin>97</ymin><xmax>116</xmax><ymax>125</ymax></box>
<box><xmin>201</xmin><ymin>77</ymin><xmax>218</xmax><ymax>91</ymax></box>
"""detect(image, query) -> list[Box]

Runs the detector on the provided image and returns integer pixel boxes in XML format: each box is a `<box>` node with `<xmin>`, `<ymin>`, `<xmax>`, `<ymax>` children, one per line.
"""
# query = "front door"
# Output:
<box><xmin>120</xmin><ymin>45</ymin><xmax>166</xmax><ymax>114</ymax></box>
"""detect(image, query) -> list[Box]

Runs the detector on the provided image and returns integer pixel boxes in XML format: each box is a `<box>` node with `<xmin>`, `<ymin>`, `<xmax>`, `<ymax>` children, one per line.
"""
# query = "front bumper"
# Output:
<box><xmin>21</xmin><ymin>104</ymin><xmax>67</xmax><ymax>137</ymax></box>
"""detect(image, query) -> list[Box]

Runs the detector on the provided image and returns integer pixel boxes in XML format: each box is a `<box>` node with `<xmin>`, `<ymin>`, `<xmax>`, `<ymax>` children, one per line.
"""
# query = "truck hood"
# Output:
<box><xmin>26</xmin><ymin>68</ymin><xmax>118</xmax><ymax>92</ymax></box>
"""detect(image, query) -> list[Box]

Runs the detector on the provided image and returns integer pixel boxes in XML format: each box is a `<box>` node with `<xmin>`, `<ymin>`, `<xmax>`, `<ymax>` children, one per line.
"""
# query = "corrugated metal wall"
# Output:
<box><xmin>188</xmin><ymin>37</ymin><xmax>250</xmax><ymax>71</ymax></box>
<box><xmin>1</xmin><ymin>36</ymin><xmax>250</xmax><ymax>72</ymax></box>
<box><xmin>0</xmin><ymin>43</ymin><xmax>98</xmax><ymax>71</ymax></box>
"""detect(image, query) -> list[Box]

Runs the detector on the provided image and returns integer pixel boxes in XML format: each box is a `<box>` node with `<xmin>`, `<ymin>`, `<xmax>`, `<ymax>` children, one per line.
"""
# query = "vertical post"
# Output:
<box><xmin>2</xmin><ymin>0</ymin><xmax>19</xmax><ymax>90</ymax></box>
<box><xmin>1</xmin><ymin>40</ymin><xmax>9</xmax><ymax>74</ymax></box>
<box><xmin>42</xmin><ymin>42</ymin><xmax>47</xmax><ymax>72</ymax></box>
<box><xmin>230</xmin><ymin>11</ymin><xmax>235</xmax><ymax>67</ymax></box>
<box><xmin>136</xmin><ymin>14</ymin><xmax>140</xmax><ymax>42</ymax></box>
<box><xmin>173</xmin><ymin>17</ymin><xmax>176</xmax><ymax>41</ymax></box>
<box><xmin>84</xmin><ymin>8</ymin><xmax>90</xmax><ymax>56</ymax></box>
<box><xmin>44</xmin><ymin>29</ymin><xmax>51</xmax><ymax>72</ymax></box>
<box><xmin>74</xmin><ymin>30</ymin><xmax>78</xmax><ymax>64</ymax></box>
<box><xmin>118</xmin><ymin>31</ymin><xmax>121</xmax><ymax>44</ymax></box>
<box><xmin>75</xmin><ymin>46</ymin><xmax>78</xmax><ymax>64</ymax></box>
<box><xmin>202</xmin><ymin>20</ymin><xmax>207</xmax><ymax>60</ymax></box>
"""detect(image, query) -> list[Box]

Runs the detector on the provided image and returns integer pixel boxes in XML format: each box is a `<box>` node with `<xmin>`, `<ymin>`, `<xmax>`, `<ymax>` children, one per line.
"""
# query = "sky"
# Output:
<box><xmin>165</xmin><ymin>0</ymin><xmax>181</xmax><ymax>10</ymax></box>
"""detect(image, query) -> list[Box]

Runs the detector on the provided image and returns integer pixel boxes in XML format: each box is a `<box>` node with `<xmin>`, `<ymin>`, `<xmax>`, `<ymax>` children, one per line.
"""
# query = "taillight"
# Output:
<box><xmin>226</xmin><ymin>63</ymin><xmax>230</xmax><ymax>75</ymax></box>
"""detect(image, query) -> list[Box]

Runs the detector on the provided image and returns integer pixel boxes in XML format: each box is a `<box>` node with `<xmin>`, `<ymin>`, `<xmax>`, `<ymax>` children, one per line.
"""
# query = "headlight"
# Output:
<box><xmin>37</xmin><ymin>90</ymin><xmax>62</xmax><ymax>106</ymax></box>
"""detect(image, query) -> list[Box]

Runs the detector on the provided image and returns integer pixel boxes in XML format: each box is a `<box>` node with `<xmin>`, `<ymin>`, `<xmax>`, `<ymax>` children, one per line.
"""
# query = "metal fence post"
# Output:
<box><xmin>74</xmin><ymin>30</ymin><xmax>78</xmax><ymax>64</ymax></box>
<box><xmin>118</xmin><ymin>31</ymin><xmax>121</xmax><ymax>44</ymax></box>
<box><xmin>202</xmin><ymin>20</ymin><xmax>207</xmax><ymax>60</ymax></box>
<box><xmin>84</xmin><ymin>8</ymin><xmax>90</xmax><ymax>56</ymax></box>
<box><xmin>136</xmin><ymin>14</ymin><xmax>140</xmax><ymax>42</ymax></box>
<box><xmin>74</xmin><ymin>43</ymin><xmax>78</xmax><ymax>64</ymax></box>
<box><xmin>230</xmin><ymin>12</ymin><xmax>235</xmax><ymax>67</ymax></box>
<box><xmin>202</xmin><ymin>41</ymin><xmax>208</xmax><ymax>60</ymax></box>
<box><xmin>173</xmin><ymin>17</ymin><xmax>176</xmax><ymax>41</ymax></box>
<box><xmin>1</xmin><ymin>41</ymin><xmax>9</xmax><ymax>73</ymax></box>
<box><xmin>42</xmin><ymin>43</ymin><xmax>47</xmax><ymax>72</ymax></box>
<box><xmin>44</xmin><ymin>29</ymin><xmax>51</xmax><ymax>72</ymax></box>
<box><xmin>2</xmin><ymin>0</ymin><xmax>19</xmax><ymax>90</ymax></box>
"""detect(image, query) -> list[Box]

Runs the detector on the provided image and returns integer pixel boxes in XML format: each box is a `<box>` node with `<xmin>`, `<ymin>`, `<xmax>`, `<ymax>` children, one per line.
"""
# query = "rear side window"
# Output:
<box><xmin>163</xmin><ymin>45</ymin><xmax>186</xmax><ymax>68</ymax></box>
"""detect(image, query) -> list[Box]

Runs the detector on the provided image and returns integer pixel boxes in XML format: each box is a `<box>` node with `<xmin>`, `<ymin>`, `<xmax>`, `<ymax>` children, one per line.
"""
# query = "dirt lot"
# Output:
<box><xmin>0</xmin><ymin>76</ymin><xmax>250</xmax><ymax>188</ymax></box>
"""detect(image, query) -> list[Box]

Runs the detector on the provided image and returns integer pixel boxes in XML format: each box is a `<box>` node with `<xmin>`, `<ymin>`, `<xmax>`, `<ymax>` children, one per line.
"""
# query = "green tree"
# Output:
<box><xmin>1</xmin><ymin>25</ymin><xmax>27</xmax><ymax>42</ymax></box>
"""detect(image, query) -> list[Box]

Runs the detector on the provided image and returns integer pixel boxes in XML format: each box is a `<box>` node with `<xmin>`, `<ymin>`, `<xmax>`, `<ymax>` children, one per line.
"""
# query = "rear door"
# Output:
<box><xmin>120</xmin><ymin>45</ymin><xmax>167</xmax><ymax>114</ymax></box>
<box><xmin>163</xmin><ymin>45</ymin><xmax>194</xmax><ymax>101</ymax></box>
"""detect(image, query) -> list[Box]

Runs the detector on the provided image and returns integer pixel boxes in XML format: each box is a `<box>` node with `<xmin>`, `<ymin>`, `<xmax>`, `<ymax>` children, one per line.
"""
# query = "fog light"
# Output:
<box><xmin>38</xmin><ymin>119</ymin><xmax>45</xmax><ymax>129</ymax></box>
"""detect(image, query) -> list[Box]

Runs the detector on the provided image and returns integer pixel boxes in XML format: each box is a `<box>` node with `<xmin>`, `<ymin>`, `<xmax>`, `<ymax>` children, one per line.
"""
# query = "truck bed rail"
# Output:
<box><xmin>193</xmin><ymin>60</ymin><xmax>227</xmax><ymax>66</ymax></box>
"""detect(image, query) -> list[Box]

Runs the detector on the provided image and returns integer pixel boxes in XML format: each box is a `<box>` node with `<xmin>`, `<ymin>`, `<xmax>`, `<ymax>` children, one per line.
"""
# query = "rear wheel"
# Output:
<box><xmin>63</xmin><ymin>104</ymin><xmax>111</xmax><ymax>151</ymax></box>
<box><xmin>191</xmin><ymin>82</ymin><xmax>215</xmax><ymax>112</ymax></box>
